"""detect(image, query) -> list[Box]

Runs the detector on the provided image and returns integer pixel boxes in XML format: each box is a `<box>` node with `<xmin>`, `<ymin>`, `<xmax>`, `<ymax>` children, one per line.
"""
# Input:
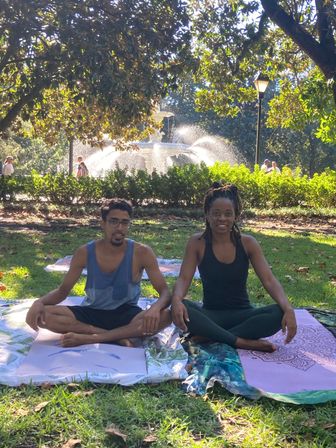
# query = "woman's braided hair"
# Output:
<box><xmin>201</xmin><ymin>182</ymin><xmax>242</xmax><ymax>243</ymax></box>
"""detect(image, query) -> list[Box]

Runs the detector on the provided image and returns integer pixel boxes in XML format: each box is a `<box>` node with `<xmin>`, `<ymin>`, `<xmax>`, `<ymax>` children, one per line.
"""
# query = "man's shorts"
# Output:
<box><xmin>68</xmin><ymin>303</ymin><xmax>143</xmax><ymax>330</ymax></box>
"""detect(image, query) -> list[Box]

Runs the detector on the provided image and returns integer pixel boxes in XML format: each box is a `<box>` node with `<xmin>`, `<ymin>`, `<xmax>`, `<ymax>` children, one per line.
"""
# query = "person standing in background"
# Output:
<box><xmin>3</xmin><ymin>156</ymin><xmax>14</xmax><ymax>176</ymax></box>
<box><xmin>76</xmin><ymin>156</ymin><xmax>89</xmax><ymax>177</ymax></box>
<box><xmin>260</xmin><ymin>159</ymin><xmax>272</xmax><ymax>174</ymax></box>
<box><xmin>272</xmin><ymin>161</ymin><xmax>281</xmax><ymax>173</ymax></box>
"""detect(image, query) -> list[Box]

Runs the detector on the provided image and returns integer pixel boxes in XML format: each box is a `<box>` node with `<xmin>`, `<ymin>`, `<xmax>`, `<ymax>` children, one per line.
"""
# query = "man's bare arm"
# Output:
<box><xmin>26</xmin><ymin>246</ymin><xmax>86</xmax><ymax>330</ymax></box>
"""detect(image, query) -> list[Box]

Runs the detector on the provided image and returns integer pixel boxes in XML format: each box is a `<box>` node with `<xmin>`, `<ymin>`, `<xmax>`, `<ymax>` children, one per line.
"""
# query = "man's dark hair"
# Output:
<box><xmin>202</xmin><ymin>182</ymin><xmax>242</xmax><ymax>243</ymax></box>
<box><xmin>100</xmin><ymin>198</ymin><xmax>133</xmax><ymax>221</ymax></box>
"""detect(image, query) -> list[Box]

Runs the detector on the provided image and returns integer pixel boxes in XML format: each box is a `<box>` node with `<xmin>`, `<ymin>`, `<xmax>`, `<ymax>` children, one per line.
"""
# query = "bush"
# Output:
<box><xmin>2</xmin><ymin>165</ymin><xmax>336</xmax><ymax>209</ymax></box>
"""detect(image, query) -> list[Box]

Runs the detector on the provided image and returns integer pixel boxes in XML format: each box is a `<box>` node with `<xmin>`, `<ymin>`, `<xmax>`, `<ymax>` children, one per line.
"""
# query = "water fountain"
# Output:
<box><xmin>75</xmin><ymin>124</ymin><xmax>243</xmax><ymax>177</ymax></box>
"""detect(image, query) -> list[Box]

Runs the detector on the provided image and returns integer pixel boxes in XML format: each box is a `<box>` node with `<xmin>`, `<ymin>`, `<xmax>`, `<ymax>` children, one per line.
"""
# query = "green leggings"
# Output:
<box><xmin>183</xmin><ymin>300</ymin><xmax>283</xmax><ymax>347</ymax></box>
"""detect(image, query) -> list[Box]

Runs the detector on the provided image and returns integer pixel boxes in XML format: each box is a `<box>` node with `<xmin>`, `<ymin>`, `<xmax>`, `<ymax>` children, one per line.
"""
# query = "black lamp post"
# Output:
<box><xmin>254</xmin><ymin>72</ymin><xmax>269</xmax><ymax>166</ymax></box>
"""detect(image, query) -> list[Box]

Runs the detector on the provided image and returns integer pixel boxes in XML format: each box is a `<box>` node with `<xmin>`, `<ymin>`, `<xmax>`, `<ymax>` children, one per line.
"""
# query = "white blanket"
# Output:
<box><xmin>0</xmin><ymin>297</ymin><xmax>188</xmax><ymax>386</ymax></box>
<box><xmin>45</xmin><ymin>256</ymin><xmax>200</xmax><ymax>279</ymax></box>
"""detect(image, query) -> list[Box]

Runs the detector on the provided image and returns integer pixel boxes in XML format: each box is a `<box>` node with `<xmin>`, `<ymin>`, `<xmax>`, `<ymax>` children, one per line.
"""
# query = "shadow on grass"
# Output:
<box><xmin>1</xmin><ymin>380</ymin><xmax>336</xmax><ymax>447</ymax></box>
<box><xmin>0</xmin><ymin>381</ymin><xmax>221</xmax><ymax>447</ymax></box>
<box><xmin>0</xmin><ymin>221</ymin><xmax>335</xmax><ymax>307</ymax></box>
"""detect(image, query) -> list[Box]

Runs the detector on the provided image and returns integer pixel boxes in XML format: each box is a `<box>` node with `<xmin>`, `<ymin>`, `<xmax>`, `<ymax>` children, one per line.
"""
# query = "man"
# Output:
<box><xmin>260</xmin><ymin>159</ymin><xmax>272</xmax><ymax>173</ymax></box>
<box><xmin>26</xmin><ymin>198</ymin><xmax>171</xmax><ymax>347</ymax></box>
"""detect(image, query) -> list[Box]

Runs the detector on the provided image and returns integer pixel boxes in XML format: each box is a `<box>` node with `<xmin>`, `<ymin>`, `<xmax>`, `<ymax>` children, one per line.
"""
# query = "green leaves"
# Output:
<box><xmin>0</xmin><ymin>1</ymin><xmax>192</xmax><ymax>135</ymax></box>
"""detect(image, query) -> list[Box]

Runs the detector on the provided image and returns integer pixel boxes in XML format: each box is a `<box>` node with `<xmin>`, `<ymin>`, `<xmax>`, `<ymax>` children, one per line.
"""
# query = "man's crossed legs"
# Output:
<box><xmin>38</xmin><ymin>305</ymin><xmax>171</xmax><ymax>347</ymax></box>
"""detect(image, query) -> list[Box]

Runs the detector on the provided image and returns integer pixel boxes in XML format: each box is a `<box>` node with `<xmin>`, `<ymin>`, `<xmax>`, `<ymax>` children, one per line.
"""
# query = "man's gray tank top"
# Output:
<box><xmin>82</xmin><ymin>239</ymin><xmax>141</xmax><ymax>310</ymax></box>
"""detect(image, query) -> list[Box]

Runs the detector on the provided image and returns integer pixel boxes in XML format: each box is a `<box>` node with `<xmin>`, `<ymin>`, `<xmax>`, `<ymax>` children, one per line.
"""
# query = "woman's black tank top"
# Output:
<box><xmin>198</xmin><ymin>234</ymin><xmax>251</xmax><ymax>310</ymax></box>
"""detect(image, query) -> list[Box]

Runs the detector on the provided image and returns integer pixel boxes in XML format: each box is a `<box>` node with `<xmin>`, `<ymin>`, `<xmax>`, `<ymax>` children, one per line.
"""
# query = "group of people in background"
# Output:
<box><xmin>260</xmin><ymin>159</ymin><xmax>280</xmax><ymax>174</ymax></box>
<box><xmin>1</xmin><ymin>155</ymin><xmax>89</xmax><ymax>177</ymax></box>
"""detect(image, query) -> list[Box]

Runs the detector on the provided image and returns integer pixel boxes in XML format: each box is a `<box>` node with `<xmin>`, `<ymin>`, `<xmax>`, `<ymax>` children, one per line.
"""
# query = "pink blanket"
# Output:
<box><xmin>239</xmin><ymin>309</ymin><xmax>336</xmax><ymax>395</ymax></box>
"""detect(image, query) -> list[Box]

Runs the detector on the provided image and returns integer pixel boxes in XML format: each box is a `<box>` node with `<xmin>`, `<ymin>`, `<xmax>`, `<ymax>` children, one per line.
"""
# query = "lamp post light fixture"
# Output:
<box><xmin>254</xmin><ymin>72</ymin><xmax>270</xmax><ymax>166</ymax></box>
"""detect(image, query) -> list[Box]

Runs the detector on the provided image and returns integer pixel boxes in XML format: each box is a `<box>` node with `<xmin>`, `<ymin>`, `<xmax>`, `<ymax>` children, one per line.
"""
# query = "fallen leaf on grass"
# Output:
<box><xmin>0</xmin><ymin>271</ymin><xmax>3</xmax><ymax>279</ymax></box>
<box><xmin>73</xmin><ymin>389</ymin><xmax>95</xmax><ymax>397</ymax></box>
<box><xmin>67</xmin><ymin>382</ymin><xmax>80</xmax><ymax>389</ymax></box>
<box><xmin>142</xmin><ymin>434</ymin><xmax>157</xmax><ymax>444</ymax></box>
<box><xmin>61</xmin><ymin>439</ymin><xmax>82</xmax><ymax>448</ymax></box>
<box><xmin>217</xmin><ymin>413</ymin><xmax>247</xmax><ymax>426</ymax></box>
<box><xmin>295</xmin><ymin>266</ymin><xmax>309</xmax><ymax>273</ymax></box>
<box><xmin>105</xmin><ymin>424</ymin><xmax>127</xmax><ymax>443</ymax></box>
<box><xmin>285</xmin><ymin>275</ymin><xmax>294</xmax><ymax>282</ymax></box>
<box><xmin>0</xmin><ymin>283</ymin><xmax>7</xmax><ymax>291</ymax></box>
<box><xmin>304</xmin><ymin>418</ymin><xmax>316</xmax><ymax>427</ymax></box>
<box><xmin>322</xmin><ymin>423</ymin><xmax>335</xmax><ymax>429</ymax></box>
<box><xmin>328</xmin><ymin>274</ymin><xmax>336</xmax><ymax>286</ymax></box>
<box><xmin>34</xmin><ymin>401</ymin><xmax>50</xmax><ymax>412</ymax></box>
<box><xmin>14</xmin><ymin>408</ymin><xmax>29</xmax><ymax>416</ymax></box>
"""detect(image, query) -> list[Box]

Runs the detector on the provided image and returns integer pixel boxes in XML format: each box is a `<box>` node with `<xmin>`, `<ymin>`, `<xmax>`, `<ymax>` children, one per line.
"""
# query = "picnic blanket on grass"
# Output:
<box><xmin>45</xmin><ymin>256</ymin><xmax>200</xmax><ymax>279</ymax></box>
<box><xmin>183</xmin><ymin>308</ymin><xmax>336</xmax><ymax>404</ymax></box>
<box><xmin>2</xmin><ymin>298</ymin><xmax>336</xmax><ymax>404</ymax></box>
<box><xmin>0</xmin><ymin>297</ymin><xmax>188</xmax><ymax>387</ymax></box>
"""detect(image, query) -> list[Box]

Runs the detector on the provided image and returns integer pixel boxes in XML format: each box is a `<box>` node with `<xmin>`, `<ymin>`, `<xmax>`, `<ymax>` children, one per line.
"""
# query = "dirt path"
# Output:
<box><xmin>243</xmin><ymin>216</ymin><xmax>336</xmax><ymax>235</ymax></box>
<box><xmin>1</xmin><ymin>208</ymin><xmax>336</xmax><ymax>235</ymax></box>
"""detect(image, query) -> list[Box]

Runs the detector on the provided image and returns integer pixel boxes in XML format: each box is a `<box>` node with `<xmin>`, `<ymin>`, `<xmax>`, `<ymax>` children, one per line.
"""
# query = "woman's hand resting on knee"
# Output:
<box><xmin>282</xmin><ymin>308</ymin><xmax>297</xmax><ymax>343</ymax></box>
<box><xmin>172</xmin><ymin>300</ymin><xmax>189</xmax><ymax>332</ymax></box>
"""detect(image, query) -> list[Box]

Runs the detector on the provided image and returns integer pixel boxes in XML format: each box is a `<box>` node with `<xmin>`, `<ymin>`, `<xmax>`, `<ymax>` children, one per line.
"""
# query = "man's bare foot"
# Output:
<box><xmin>236</xmin><ymin>337</ymin><xmax>276</xmax><ymax>352</ymax></box>
<box><xmin>115</xmin><ymin>338</ymin><xmax>134</xmax><ymax>347</ymax></box>
<box><xmin>61</xmin><ymin>332</ymin><xmax>94</xmax><ymax>347</ymax></box>
<box><xmin>60</xmin><ymin>333</ymin><xmax>135</xmax><ymax>348</ymax></box>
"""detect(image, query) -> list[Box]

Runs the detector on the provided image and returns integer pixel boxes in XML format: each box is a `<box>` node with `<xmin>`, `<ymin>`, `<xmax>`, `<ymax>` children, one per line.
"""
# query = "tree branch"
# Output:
<box><xmin>260</xmin><ymin>0</ymin><xmax>336</xmax><ymax>79</ymax></box>
<box><xmin>233</xmin><ymin>11</ymin><xmax>269</xmax><ymax>74</ymax></box>
<box><xmin>315</xmin><ymin>0</ymin><xmax>335</xmax><ymax>54</ymax></box>
<box><xmin>0</xmin><ymin>79</ymin><xmax>50</xmax><ymax>133</ymax></box>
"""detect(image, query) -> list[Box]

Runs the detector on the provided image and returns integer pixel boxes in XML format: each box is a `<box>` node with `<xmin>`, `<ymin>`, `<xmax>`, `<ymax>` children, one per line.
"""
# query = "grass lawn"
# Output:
<box><xmin>0</xmin><ymin>216</ymin><xmax>336</xmax><ymax>448</ymax></box>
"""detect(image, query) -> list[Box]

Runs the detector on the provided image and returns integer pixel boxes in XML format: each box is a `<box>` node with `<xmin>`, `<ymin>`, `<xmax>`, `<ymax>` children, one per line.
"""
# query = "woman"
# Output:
<box><xmin>172</xmin><ymin>183</ymin><xmax>297</xmax><ymax>352</ymax></box>
<box><xmin>3</xmin><ymin>156</ymin><xmax>14</xmax><ymax>176</ymax></box>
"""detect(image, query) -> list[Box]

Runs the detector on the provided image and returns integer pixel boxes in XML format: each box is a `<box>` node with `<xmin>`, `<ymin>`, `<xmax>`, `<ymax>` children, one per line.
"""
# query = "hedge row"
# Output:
<box><xmin>1</xmin><ymin>163</ymin><xmax>336</xmax><ymax>208</ymax></box>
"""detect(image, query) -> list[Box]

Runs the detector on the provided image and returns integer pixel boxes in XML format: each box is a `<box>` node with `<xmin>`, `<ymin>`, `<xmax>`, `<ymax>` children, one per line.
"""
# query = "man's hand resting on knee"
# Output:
<box><xmin>26</xmin><ymin>299</ymin><xmax>46</xmax><ymax>331</ymax></box>
<box><xmin>142</xmin><ymin>304</ymin><xmax>161</xmax><ymax>335</ymax></box>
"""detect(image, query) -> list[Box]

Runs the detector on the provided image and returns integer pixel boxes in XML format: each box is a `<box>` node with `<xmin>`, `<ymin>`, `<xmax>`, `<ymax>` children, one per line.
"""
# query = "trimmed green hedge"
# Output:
<box><xmin>1</xmin><ymin>163</ymin><xmax>336</xmax><ymax>208</ymax></box>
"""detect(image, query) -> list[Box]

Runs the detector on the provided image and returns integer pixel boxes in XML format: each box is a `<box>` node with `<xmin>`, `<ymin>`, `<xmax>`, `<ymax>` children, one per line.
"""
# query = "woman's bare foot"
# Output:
<box><xmin>61</xmin><ymin>332</ymin><xmax>95</xmax><ymax>347</ymax></box>
<box><xmin>236</xmin><ymin>337</ymin><xmax>276</xmax><ymax>352</ymax></box>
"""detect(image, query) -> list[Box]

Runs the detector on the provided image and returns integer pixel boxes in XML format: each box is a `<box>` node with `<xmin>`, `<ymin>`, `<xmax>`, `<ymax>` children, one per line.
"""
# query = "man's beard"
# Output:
<box><xmin>110</xmin><ymin>238</ymin><xmax>124</xmax><ymax>247</ymax></box>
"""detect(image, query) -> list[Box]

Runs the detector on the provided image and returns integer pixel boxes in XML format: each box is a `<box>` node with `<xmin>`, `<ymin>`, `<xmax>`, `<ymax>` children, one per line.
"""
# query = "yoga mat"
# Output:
<box><xmin>0</xmin><ymin>297</ymin><xmax>188</xmax><ymax>386</ymax></box>
<box><xmin>183</xmin><ymin>309</ymin><xmax>336</xmax><ymax>404</ymax></box>
<box><xmin>238</xmin><ymin>309</ymin><xmax>336</xmax><ymax>400</ymax></box>
<box><xmin>45</xmin><ymin>256</ymin><xmax>200</xmax><ymax>279</ymax></box>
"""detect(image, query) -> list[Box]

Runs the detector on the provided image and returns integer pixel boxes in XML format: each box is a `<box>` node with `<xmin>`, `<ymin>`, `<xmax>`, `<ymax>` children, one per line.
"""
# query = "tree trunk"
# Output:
<box><xmin>68</xmin><ymin>138</ymin><xmax>74</xmax><ymax>175</ymax></box>
<box><xmin>260</xmin><ymin>0</ymin><xmax>336</xmax><ymax>81</ymax></box>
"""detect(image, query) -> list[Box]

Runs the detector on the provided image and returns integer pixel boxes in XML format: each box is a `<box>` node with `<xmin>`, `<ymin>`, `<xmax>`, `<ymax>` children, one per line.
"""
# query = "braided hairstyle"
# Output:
<box><xmin>201</xmin><ymin>182</ymin><xmax>242</xmax><ymax>243</ymax></box>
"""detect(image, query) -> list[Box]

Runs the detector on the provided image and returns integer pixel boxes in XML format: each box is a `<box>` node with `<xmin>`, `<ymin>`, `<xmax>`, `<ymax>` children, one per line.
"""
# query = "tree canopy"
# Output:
<box><xmin>0</xmin><ymin>0</ymin><xmax>191</xmax><ymax>135</ymax></box>
<box><xmin>191</xmin><ymin>0</ymin><xmax>336</xmax><ymax>143</ymax></box>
